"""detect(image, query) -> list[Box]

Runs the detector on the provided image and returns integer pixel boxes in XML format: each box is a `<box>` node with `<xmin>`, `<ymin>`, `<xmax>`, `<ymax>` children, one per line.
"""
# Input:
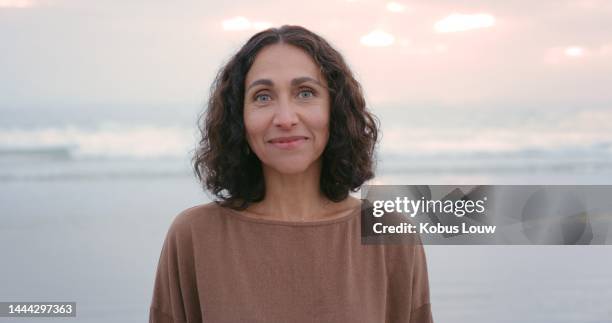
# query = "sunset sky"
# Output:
<box><xmin>2</xmin><ymin>0</ymin><xmax>611</xmax><ymax>109</ymax></box>
<box><xmin>1</xmin><ymin>0</ymin><xmax>612</xmax><ymax>160</ymax></box>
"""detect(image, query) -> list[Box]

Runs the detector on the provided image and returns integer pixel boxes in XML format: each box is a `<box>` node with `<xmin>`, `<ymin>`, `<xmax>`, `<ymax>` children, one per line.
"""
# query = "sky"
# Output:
<box><xmin>1</xmin><ymin>0</ymin><xmax>611</xmax><ymax>110</ymax></box>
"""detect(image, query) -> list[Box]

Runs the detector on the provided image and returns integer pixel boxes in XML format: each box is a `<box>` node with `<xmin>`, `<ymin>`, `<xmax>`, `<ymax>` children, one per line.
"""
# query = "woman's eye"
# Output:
<box><xmin>298</xmin><ymin>89</ymin><xmax>314</xmax><ymax>99</ymax></box>
<box><xmin>255</xmin><ymin>93</ymin><xmax>271</xmax><ymax>102</ymax></box>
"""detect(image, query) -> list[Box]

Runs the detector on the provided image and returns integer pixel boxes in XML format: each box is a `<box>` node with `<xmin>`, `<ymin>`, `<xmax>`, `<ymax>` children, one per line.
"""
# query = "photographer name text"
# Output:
<box><xmin>373</xmin><ymin>222</ymin><xmax>497</xmax><ymax>234</ymax></box>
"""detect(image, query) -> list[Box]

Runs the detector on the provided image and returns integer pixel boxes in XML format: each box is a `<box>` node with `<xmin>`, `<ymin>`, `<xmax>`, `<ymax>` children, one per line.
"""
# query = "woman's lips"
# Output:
<box><xmin>268</xmin><ymin>137</ymin><xmax>308</xmax><ymax>150</ymax></box>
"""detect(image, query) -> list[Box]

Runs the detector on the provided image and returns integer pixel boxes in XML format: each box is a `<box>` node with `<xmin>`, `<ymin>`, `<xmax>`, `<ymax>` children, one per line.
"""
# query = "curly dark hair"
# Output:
<box><xmin>192</xmin><ymin>25</ymin><xmax>380</xmax><ymax>210</ymax></box>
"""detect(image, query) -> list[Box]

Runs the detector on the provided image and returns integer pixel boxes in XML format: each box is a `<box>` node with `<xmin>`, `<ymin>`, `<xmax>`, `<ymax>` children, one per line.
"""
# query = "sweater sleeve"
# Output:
<box><xmin>149</xmin><ymin>211</ymin><xmax>202</xmax><ymax>323</ymax></box>
<box><xmin>409</xmin><ymin>242</ymin><xmax>433</xmax><ymax>323</ymax></box>
<box><xmin>385</xmin><ymin>235</ymin><xmax>434</xmax><ymax>323</ymax></box>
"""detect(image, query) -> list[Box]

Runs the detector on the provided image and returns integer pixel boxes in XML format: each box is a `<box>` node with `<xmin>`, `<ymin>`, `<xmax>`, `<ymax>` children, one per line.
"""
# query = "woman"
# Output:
<box><xmin>149</xmin><ymin>25</ymin><xmax>433</xmax><ymax>323</ymax></box>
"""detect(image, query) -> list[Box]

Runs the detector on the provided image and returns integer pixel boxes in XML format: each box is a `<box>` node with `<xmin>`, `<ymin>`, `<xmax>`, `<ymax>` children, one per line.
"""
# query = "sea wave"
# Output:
<box><xmin>2</xmin><ymin>123</ymin><xmax>612</xmax><ymax>161</ymax></box>
<box><xmin>1</xmin><ymin>123</ymin><xmax>612</xmax><ymax>182</ymax></box>
<box><xmin>0</xmin><ymin>123</ymin><xmax>196</xmax><ymax>160</ymax></box>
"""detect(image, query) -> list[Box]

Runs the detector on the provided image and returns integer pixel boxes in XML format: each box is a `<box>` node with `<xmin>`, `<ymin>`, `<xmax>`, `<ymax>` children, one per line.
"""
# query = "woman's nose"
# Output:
<box><xmin>272</xmin><ymin>98</ymin><xmax>299</xmax><ymax>129</ymax></box>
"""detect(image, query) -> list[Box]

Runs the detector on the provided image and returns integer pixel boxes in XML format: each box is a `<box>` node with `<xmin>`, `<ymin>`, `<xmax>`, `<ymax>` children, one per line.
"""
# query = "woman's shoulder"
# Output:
<box><xmin>174</xmin><ymin>201</ymin><xmax>223</xmax><ymax>220</ymax></box>
<box><xmin>166</xmin><ymin>202</ymin><xmax>226</xmax><ymax>236</ymax></box>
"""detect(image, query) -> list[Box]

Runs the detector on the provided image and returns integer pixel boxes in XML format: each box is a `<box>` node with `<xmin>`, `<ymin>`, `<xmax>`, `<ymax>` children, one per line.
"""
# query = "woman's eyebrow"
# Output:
<box><xmin>246</xmin><ymin>76</ymin><xmax>322</xmax><ymax>92</ymax></box>
<box><xmin>246</xmin><ymin>79</ymin><xmax>273</xmax><ymax>92</ymax></box>
<box><xmin>291</xmin><ymin>76</ymin><xmax>322</xmax><ymax>87</ymax></box>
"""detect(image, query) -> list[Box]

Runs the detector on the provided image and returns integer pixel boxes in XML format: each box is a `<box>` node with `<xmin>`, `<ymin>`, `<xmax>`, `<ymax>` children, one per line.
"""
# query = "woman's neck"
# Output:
<box><xmin>245</xmin><ymin>163</ymin><xmax>358</xmax><ymax>222</ymax></box>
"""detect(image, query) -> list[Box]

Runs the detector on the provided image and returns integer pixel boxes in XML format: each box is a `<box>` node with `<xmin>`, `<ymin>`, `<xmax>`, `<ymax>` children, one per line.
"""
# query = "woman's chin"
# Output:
<box><xmin>271</xmin><ymin>165</ymin><xmax>309</xmax><ymax>175</ymax></box>
<box><xmin>265</xmin><ymin>161</ymin><xmax>317</xmax><ymax>175</ymax></box>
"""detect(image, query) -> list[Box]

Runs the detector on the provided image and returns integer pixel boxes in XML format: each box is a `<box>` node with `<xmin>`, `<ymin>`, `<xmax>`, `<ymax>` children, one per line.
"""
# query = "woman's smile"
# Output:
<box><xmin>268</xmin><ymin>136</ymin><xmax>309</xmax><ymax>150</ymax></box>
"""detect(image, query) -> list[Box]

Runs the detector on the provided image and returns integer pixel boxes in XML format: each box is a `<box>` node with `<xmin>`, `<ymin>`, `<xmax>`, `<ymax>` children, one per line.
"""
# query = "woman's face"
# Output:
<box><xmin>243</xmin><ymin>44</ymin><xmax>330</xmax><ymax>175</ymax></box>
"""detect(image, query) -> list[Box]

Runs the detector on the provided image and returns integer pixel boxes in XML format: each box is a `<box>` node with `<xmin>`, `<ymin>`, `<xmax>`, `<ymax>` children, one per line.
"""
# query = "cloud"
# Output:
<box><xmin>360</xmin><ymin>29</ymin><xmax>395</xmax><ymax>47</ymax></box>
<box><xmin>544</xmin><ymin>44</ymin><xmax>612</xmax><ymax>64</ymax></box>
<box><xmin>564</xmin><ymin>46</ymin><xmax>585</xmax><ymax>57</ymax></box>
<box><xmin>434</xmin><ymin>13</ymin><xmax>495</xmax><ymax>33</ymax></box>
<box><xmin>386</xmin><ymin>2</ymin><xmax>409</xmax><ymax>13</ymax></box>
<box><xmin>222</xmin><ymin>16</ymin><xmax>272</xmax><ymax>32</ymax></box>
<box><xmin>0</xmin><ymin>0</ymin><xmax>34</xmax><ymax>8</ymax></box>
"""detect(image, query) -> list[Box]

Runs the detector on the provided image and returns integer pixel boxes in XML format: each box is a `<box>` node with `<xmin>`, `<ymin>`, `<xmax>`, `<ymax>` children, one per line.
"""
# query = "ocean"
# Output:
<box><xmin>1</xmin><ymin>104</ymin><xmax>611</xmax><ymax>322</ymax></box>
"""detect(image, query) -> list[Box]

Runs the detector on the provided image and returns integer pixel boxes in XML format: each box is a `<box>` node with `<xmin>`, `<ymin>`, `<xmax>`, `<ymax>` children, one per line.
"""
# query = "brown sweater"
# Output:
<box><xmin>149</xmin><ymin>201</ymin><xmax>433</xmax><ymax>323</ymax></box>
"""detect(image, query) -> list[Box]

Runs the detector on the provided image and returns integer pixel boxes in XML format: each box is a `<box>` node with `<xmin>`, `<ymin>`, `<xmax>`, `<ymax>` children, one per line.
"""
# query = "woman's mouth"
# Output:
<box><xmin>268</xmin><ymin>136</ymin><xmax>308</xmax><ymax>150</ymax></box>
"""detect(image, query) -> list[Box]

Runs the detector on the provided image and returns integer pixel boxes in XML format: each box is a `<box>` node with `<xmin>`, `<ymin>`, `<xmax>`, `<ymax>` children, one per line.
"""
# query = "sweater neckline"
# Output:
<box><xmin>221</xmin><ymin>199</ymin><xmax>364</xmax><ymax>227</ymax></box>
